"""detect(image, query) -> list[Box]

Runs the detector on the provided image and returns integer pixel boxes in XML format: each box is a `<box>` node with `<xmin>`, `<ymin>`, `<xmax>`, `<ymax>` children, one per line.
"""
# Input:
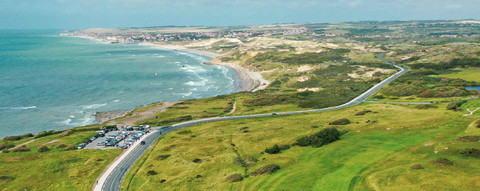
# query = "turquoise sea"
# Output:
<box><xmin>0</xmin><ymin>30</ymin><xmax>238</xmax><ymax>138</ymax></box>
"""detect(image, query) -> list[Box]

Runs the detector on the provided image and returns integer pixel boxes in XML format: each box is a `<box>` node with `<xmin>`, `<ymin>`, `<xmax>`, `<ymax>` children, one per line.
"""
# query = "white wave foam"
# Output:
<box><xmin>149</xmin><ymin>82</ymin><xmax>162</xmax><ymax>86</ymax></box>
<box><xmin>185</xmin><ymin>80</ymin><xmax>207</xmax><ymax>86</ymax></box>
<box><xmin>61</xmin><ymin>119</ymin><xmax>72</xmax><ymax>126</ymax></box>
<box><xmin>0</xmin><ymin>106</ymin><xmax>37</xmax><ymax>110</ymax></box>
<box><xmin>113</xmin><ymin>99</ymin><xmax>120</xmax><ymax>103</ymax></box>
<box><xmin>69</xmin><ymin>115</ymin><xmax>75</xmax><ymax>118</ymax></box>
<box><xmin>83</xmin><ymin>103</ymin><xmax>107</xmax><ymax>110</ymax></box>
<box><xmin>181</xmin><ymin>92</ymin><xmax>193</xmax><ymax>97</ymax></box>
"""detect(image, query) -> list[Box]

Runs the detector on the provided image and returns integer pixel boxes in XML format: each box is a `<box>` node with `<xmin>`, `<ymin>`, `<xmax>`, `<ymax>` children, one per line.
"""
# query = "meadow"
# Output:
<box><xmin>121</xmin><ymin>102</ymin><xmax>480</xmax><ymax>191</ymax></box>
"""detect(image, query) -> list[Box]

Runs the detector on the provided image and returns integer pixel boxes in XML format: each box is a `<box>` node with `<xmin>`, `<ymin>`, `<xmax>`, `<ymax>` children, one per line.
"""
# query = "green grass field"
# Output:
<box><xmin>121</xmin><ymin>102</ymin><xmax>480</xmax><ymax>191</ymax></box>
<box><xmin>433</xmin><ymin>70</ymin><xmax>480</xmax><ymax>82</ymax></box>
<box><xmin>0</xmin><ymin>131</ymin><xmax>122</xmax><ymax>190</ymax></box>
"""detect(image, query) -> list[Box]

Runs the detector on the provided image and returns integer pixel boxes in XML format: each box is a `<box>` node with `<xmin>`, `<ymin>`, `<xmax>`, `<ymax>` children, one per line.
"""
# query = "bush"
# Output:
<box><xmin>59</xmin><ymin>130</ymin><xmax>73</xmax><ymax>137</ymax></box>
<box><xmin>460</xmin><ymin>148</ymin><xmax>480</xmax><ymax>158</ymax></box>
<box><xmin>193</xmin><ymin>158</ymin><xmax>202</xmax><ymax>163</ymax></box>
<box><xmin>3</xmin><ymin>136</ymin><xmax>22</xmax><ymax>141</ymax></box>
<box><xmin>65</xmin><ymin>144</ymin><xmax>76</xmax><ymax>150</ymax></box>
<box><xmin>156</xmin><ymin>154</ymin><xmax>171</xmax><ymax>160</ymax></box>
<box><xmin>12</xmin><ymin>145</ymin><xmax>30</xmax><ymax>152</ymax></box>
<box><xmin>56</xmin><ymin>144</ymin><xmax>67</xmax><ymax>149</ymax></box>
<box><xmin>146</xmin><ymin>170</ymin><xmax>157</xmax><ymax>175</ymax></box>
<box><xmin>457</xmin><ymin>136</ymin><xmax>480</xmax><ymax>142</ymax></box>
<box><xmin>34</xmin><ymin>130</ymin><xmax>59</xmax><ymax>139</ymax></box>
<box><xmin>414</xmin><ymin>104</ymin><xmax>437</xmax><ymax>109</ymax></box>
<box><xmin>177</xmin><ymin>130</ymin><xmax>192</xmax><ymax>135</ymax></box>
<box><xmin>38</xmin><ymin>145</ymin><xmax>49</xmax><ymax>153</ymax></box>
<box><xmin>20</xmin><ymin>133</ymin><xmax>34</xmax><ymax>138</ymax></box>
<box><xmin>446</xmin><ymin>100</ymin><xmax>467</xmax><ymax>111</ymax></box>
<box><xmin>476</xmin><ymin>120</ymin><xmax>480</xmax><ymax>128</ymax></box>
<box><xmin>355</xmin><ymin>110</ymin><xmax>372</xmax><ymax>116</ymax></box>
<box><xmin>0</xmin><ymin>142</ymin><xmax>14</xmax><ymax>150</ymax></box>
<box><xmin>226</xmin><ymin>173</ymin><xmax>243</xmax><ymax>182</ymax></box>
<box><xmin>329</xmin><ymin>118</ymin><xmax>350</xmax><ymax>125</ymax></box>
<box><xmin>1</xmin><ymin>149</ymin><xmax>9</xmax><ymax>153</ymax></box>
<box><xmin>431</xmin><ymin>158</ymin><xmax>454</xmax><ymax>166</ymax></box>
<box><xmin>296</xmin><ymin>128</ymin><xmax>342</xmax><ymax>147</ymax></box>
<box><xmin>251</xmin><ymin>164</ymin><xmax>280</xmax><ymax>176</ymax></box>
<box><xmin>410</xmin><ymin>164</ymin><xmax>424</xmax><ymax>170</ymax></box>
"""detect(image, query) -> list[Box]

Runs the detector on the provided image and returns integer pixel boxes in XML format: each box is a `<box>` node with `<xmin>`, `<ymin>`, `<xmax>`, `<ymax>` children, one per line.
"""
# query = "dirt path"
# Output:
<box><xmin>1</xmin><ymin>138</ymin><xmax>38</xmax><ymax>153</ymax></box>
<box><xmin>108</xmin><ymin>101</ymin><xmax>180</xmax><ymax>126</ymax></box>
<box><xmin>228</xmin><ymin>101</ymin><xmax>237</xmax><ymax>114</ymax></box>
<box><xmin>463</xmin><ymin>107</ymin><xmax>480</xmax><ymax>116</ymax></box>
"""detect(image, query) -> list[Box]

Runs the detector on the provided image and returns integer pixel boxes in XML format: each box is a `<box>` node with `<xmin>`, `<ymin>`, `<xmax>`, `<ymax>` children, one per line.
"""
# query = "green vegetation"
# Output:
<box><xmin>0</xmin><ymin>131</ymin><xmax>121</xmax><ymax>190</ymax></box>
<box><xmin>121</xmin><ymin>102</ymin><xmax>480</xmax><ymax>190</ymax></box>
<box><xmin>433</xmin><ymin>70</ymin><xmax>480</xmax><ymax>82</ymax></box>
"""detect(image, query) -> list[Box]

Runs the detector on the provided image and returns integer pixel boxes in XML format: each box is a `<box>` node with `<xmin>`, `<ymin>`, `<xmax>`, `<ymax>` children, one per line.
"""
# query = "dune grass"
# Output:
<box><xmin>0</xmin><ymin>131</ymin><xmax>122</xmax><ymax>190</ymax></box>
<box><xmin>121</xmin><ymin>102</ymin><xmax>480</xmax><ymax>190</ymax></box>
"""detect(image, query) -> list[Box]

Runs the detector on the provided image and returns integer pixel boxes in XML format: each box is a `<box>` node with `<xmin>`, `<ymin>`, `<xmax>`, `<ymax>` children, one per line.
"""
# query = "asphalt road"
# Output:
<box><xmin>100</xmin><ymin>53</ymin><xmax>408</xmax><ymax>191</ymax></box>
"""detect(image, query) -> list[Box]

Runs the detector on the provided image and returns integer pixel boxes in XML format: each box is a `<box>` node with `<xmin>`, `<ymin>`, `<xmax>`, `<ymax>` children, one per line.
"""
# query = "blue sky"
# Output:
<box><xmin>1</xmin><ymin>0</ymin><xmax>479</xmax><ymax>29</ymax></box>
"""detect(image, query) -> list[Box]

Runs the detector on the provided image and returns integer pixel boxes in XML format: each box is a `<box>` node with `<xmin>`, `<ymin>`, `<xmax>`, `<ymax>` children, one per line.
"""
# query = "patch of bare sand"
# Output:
<box><xmin>297</xmin><ymin>87</ymin><xmax>322</xmax><ymax>92</ymax></box>
<box><xmin>348</xmin><ymin>66</ymin><xmax>396</xmax><ymax>78</ymax></box>
<box><xmin>297</xmin><ymin>65</ymin><xmax>313</xmax><ymax>72</ymax></box>
<box><xmin>297</xmin><ymin>76</ymin><xmax>310</xmax><ymax>82</ymax></box>
<box><xmin>107</xmin><ymin>102</ymin><xmax>179</xmax><ymax>126</ymax></box>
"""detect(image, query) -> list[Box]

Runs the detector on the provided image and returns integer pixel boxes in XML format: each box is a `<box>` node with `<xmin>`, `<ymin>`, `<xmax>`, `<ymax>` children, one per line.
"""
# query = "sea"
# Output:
<box><xmin>0</xmin><ymin>30</ymin><xmax>239</xmax><ymax>138</ymax></box>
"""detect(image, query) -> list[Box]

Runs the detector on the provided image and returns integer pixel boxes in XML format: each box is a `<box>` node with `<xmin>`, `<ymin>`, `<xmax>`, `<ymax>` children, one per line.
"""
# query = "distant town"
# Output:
<box><xmin>60</xmin><ymin>22</ymin><xmax>480</xmax><ymax>44</ymax></box>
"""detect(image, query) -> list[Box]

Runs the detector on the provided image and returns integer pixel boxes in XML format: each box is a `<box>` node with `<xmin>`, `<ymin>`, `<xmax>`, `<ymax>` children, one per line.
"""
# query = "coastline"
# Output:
<box><xmin>140</xmin><ymin>42</ymin><xmax>270</xmax><ymax>92</ymax></box>
<box><xmin>83</xmin><ymin>39</ymin><xmax>269</xmax><ymax>124</ymax></box>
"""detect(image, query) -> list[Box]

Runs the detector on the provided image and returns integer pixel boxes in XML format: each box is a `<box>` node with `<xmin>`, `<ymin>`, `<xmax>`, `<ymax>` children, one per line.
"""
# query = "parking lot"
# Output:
<box><xmin>83</xmin><ymin>129</ymin><xmax>151</xmax><ymax>150</ymax></box>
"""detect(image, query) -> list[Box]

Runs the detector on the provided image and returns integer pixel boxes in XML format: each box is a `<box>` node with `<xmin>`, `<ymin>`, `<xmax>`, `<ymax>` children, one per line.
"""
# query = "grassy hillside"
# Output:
<box><xmin>121</xmin><ymin>102</ymin><xmax>480</xmax><ymax>191</ymax></box>
<box><xmin>0</xmin><ymin>131</ymin><xmax>122</xmax><ymax>190</ymax></box>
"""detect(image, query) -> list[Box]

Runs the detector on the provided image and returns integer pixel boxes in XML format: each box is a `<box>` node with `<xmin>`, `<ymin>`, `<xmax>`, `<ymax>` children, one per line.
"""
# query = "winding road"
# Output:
<box><xmin>94</xmin><ymin>53</ymin><xmax>408</xmax><ymax>191</ymax></box>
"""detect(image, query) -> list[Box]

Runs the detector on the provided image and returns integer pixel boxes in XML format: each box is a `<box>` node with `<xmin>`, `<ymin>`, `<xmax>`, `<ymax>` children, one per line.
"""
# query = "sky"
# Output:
<box><xmin>1</xmin><ymin>0</ymin><xmax>480</xmax><ymax>29</ymax></box>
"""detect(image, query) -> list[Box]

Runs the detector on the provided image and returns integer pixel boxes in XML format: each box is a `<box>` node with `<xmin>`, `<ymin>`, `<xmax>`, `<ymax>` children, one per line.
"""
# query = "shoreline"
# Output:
<box><xmin>140</xmin><ymin>42</ymin><xmax>269</xmax><ymax>92</ymax></box>
<box><xmin>82</xmin><ymin>38</ymin><xmax>268</xmax><ymax>124</ymax></box>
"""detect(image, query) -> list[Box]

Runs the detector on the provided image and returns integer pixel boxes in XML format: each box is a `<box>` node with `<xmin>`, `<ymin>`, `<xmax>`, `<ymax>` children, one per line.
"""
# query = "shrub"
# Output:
<box><xmin>251</xmin><ymin>164</ymin><xmax>280</xmax><ymax>176</ymax></box>
<box><xmin>146</xmin><ymin>170</ymin><xmax>157</xmax><ymax>175</ymax></box>
<box><xmin>410</xmin><ymin>164</ymin><xmax>424</xmax><ymax>170</ymax></box>
<box><xmin>177</xmin><ymin>130</ymin><xmax>192</xmax><ymax>135</ymax></box>
<box><xmin>265</xmin><ymin>144</ymin><xmax>291</xmax><ymax>154</ymax></box>
<box><xmin>59</xmin><ymin>130</ymin><xmax>73</xmax><ymax>137</ymax></box>
<box><xmin>65</xmin><ymin>144</ymin><xmax>76</xmax><ymax>150</ymax></box>
<box><xmin>431</xmin><ymin>158</ymin><xmax>454</xmax><ymax>166</ymax></box>
<box><xmin>3</xmin><ymin>136</ymin><xmax>22</xmax><ymax>141</ymax></box>
<box><xmin>193</xmin><ymin>158</ymin><xmax>202</xmax><ymax>163</ymax></box>
<box><xmin>296</xmin><ymin>128</ymin><xmax>342</xmax><ymax>147</ymax></box>
<box><xmin>34</xmin><ymin>130</ymin><xmax>59</xmax><ymax>138</ymax></box>
<box><xmin>329</xmin><ymin>118</ymin><xmax>350</xmax><ymax>125</ymax></box>
<box><xmin>0</xmin><ymin>142</ymin><xmax>14</xmax><ymax>150</ymax></box>
<box><xmin>56</xmin><ymin>144</ymin><xmax>67</xmax><ymax>149</ymax></box>
<box><xmin>156</xmin><ymin>155</ymin><xmax>171</xmax><ymax>160</ymax></box>
<box><xmin>0</xmin><ymin>176</ymin><xmax>14</xmax><ymax>180</ymax></box>
<box><xmin>265</xmin><ymin>144</ymin><xmax>280</xmax><ymax>154</ymax></box>
<box><xmin>160</xmin><ymin>179</ymin><xmax>166</xmax><ymax>183</ymax></box>
<box><xmin>460</xmin><ymin>148</ymin><xmax>480</xmax><ymax>158</ymax></box>
<box><xmin>38</xmin><ymin>145</ymin><xmax>50</xmax><ymax>153</ymax></box>
<box><xmin>476</xmin><ymin>120</ymin><xmax>480</xmax><ymax>128</ymax></box>
<box><xmin>355</xmin><ymin>110</ymin><xmax>372</xmax><ymax>116</ymax></box>
<box><xmin>12</xmin><ymin>145</ymin><xmax>30</xmax><ymax>152</ymax></box>
<box><xmin>457</xmin><ymin>136</ymin><xmax>480</xmax><ymax>142</ymax></box>
<box><xmin>414</xmin><ymin>104</ymin><xmax>437</xmax><ymax>109</ymax></box>
<box><xmin>446</xmin><ymin>100</ymin><xmax>467</xmax><ymax>111</ymax></box>
<box><xmin>20</xmin><ymin>133</ymin><xmax>34</xmax><ymax>138</ymax></box>
<box><xmin>226</xmin><ymin>173</ymin><xmax>243</xmax><ymax>182</ymax></box>
<box><xmin>1</xmin><ymin>149</ymin><xmax>9</xmax><ymax>153</ymax></box>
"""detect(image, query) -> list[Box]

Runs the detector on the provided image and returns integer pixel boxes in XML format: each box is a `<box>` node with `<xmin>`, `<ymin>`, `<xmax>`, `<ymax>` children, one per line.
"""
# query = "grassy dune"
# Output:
<box><xmin>121</xmin><ymin>102</ymin><xmax>480</xmax><ymax>190</ymax></box>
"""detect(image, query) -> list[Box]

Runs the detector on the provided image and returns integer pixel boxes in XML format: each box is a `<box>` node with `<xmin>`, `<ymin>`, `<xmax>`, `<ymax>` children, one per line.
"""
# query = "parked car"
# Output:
<box><xmin>77</xmin><ymin>143</ymin><xmax>86</xmax><ymax>149</ymax></box>
<box><xmin>140</xmin><ymin>141</ymin><xmax>146</xmax><ymax>145</ymax></box>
